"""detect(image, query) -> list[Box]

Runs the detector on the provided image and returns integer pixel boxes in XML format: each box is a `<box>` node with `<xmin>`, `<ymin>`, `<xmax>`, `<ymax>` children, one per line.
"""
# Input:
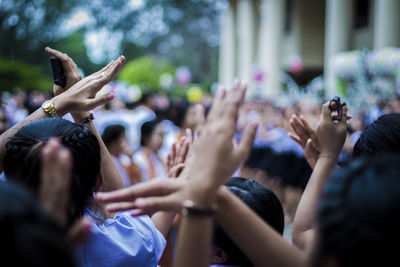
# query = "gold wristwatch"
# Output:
<box><xmin>41</xmin><ymin>100</ymin><xmax>58</xmax><ymax>117</ymax></box>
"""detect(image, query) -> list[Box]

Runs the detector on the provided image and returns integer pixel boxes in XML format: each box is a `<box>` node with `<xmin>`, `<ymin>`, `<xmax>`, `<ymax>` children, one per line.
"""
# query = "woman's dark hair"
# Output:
<box><xmin>102</xmin><ymin>124</ymin><xmax>126</xmax><ymax>148</ymax></box>
<box><xmin>170</xmin><ymin>100</ymin><xmax>191</xmax><ymax>128</ymax></box>
<box><xmin>353</xmin><ymin>113</ymin><xmax>400</xmax><ymax>157</ymax></box>
<box><xmin>140</xmin><ymin>119</ymin><xmax>160</xmax><ymax>146</ymax></box>
<box><xmin>3</xmin><ymin>118</ymin><xmax>101</xmax><ymax>224</ymax></box>
<box><xmin>0</xmin><ymin>182</ymin><xmax>76</xmax><ymax>267</ymax></box>
<box><xmin>316</xmin><ymin>154</ymin><xmax>400</xmax><ymax>267</ymax></box>
<box><xmin>213</xmin><ymin>177</ymin><xmax>284</xmax><ymax>267</ymax></box>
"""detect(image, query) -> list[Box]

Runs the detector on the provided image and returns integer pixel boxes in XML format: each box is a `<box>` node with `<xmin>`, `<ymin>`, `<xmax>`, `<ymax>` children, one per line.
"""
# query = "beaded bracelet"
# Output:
<box><xmin>79</xmin><ymin>113</ymin><xmax>95</xmax><ymax>124</ymax></box>
<box><xmin>180</xmin><ymin>200</ymin><xmax>218</xmax><ymax>217</ymax></box>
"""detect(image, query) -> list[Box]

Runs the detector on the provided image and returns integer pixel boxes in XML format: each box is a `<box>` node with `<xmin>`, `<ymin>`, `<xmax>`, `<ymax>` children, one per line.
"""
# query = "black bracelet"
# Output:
<box><xmin>79</xmin><ymin>113</ymin><xmax>95</xmax><ymax>124</ymax></box>
<box><xmin>180</xmin><ymin>200</ymin><xmax>218</xmax><ymax>217</ymax></box>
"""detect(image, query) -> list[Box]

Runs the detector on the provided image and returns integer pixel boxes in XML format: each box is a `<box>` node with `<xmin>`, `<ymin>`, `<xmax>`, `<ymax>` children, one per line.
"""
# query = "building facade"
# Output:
<box><xmin>218</xmin><ymin>0</ymin><xmax>400</xmax><ymax>99</ymax></box>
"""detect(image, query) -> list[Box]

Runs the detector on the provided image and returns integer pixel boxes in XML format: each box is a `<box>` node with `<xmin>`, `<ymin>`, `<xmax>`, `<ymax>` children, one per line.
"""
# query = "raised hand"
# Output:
<box><xmin>39</xmin><ymin>139</ymin><xmax>91</xmax><ymax>248</ymax></box>
<box><xmin>316</xmin><ymin>102</ymin><xmax>348</xmax><ymax>157</ymax></box>
<box><xmin>97</xmin><ymin>80</ymin><xmax>259</xmax><ymax>213</ymax></box>
<box><xmin>289</xmin><ymin>114</ymin><xmax>320</xmax><ymax>169</ymax></box>
<box><xmin>52</xmin><ymin>55</ymin><xmax>125</xmax><ymax>115</ymax></box>
<box><xmin>166</xmin><ymin>129</ymin><xmax>191</xmax><ymax>178</ymax></box>
<box><xmin>45</xmin><ymin>47</ymin><xmax>82</xmax><ymax>96</ymax></box>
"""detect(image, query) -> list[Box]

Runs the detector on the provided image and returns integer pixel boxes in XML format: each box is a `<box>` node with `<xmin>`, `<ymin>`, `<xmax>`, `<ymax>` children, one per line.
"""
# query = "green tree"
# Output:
<box><xmin>118</xmin><ymin>57</ymin><xmax>176</xmax><ymax>93</ymax></box>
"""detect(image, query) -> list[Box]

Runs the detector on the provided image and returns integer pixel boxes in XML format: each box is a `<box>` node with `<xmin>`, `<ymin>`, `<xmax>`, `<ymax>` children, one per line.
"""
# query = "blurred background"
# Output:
<box><xmin>1</xmin><ymin>0</ymin><xmax>400</xmax><ymax>240</ymax></box>
<box><xmin>1</xmin><ymin>0</ymin><xmax>400</xmax><ymax>111</ymax></box>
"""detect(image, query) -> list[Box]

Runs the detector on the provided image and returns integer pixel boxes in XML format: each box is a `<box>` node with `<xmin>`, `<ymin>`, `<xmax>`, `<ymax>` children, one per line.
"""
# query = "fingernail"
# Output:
<box><xmin>131</xmin><ymin>210</ymin><xmax>142</xmax><ymax>216</ymax></box>
<box><xmin>106</xmin><ymin>93</ymin><xmax>114</xmax><ymax>101</ymax></box>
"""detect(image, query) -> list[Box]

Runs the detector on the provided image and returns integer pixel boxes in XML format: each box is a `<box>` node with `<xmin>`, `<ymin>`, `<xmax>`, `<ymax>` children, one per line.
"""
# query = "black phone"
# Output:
<box><xmin>50</xmin><ymin>56</ymin><xmax>66</xmax><ymax>87</ymax></box>
<box><xmin>329</xmin><ymin>96</ymin><xmax>344</xmax><ymax>121</ymax></box>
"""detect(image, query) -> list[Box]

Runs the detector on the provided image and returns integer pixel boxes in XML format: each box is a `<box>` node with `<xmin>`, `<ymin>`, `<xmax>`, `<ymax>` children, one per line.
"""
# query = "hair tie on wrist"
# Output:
<box><xmin>79</xmin><ymin>113</ymin><xmax>94</xmax><ymax>124</ymax></box>
<box><xmin>180</xmin><ymin>200</ymin><xmax>218</xmax><ymax>217</ymax></box>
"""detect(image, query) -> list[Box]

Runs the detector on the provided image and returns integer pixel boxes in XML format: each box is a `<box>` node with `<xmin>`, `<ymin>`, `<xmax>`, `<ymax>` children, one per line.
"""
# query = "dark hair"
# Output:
<box><xmin>170</xmin><ymin>100</ymin><xmax>191</xmax><ymax>128</ymax></box>
<box><xmin>0</xmin><ymin>182</ymin><xmax>76</xmax><ymax>266</ymax></box>
<box><xmin>101</xmin><ymin>124</ymin><xmax>126</xmax><ymax>148</ymax></box>
<box><xmin>140</xmin><ymin>119</ymin><xmax>160</xmax><ymax>146</ymax></box>
<box><xmin>3</xmin><ymin>118</ymin><xmax>101</xmax><ymax>224</ymax></box>
<box><xmin>353</xmin><ymin>113</ymin><xmax>400</xmax><ymax>157</ymax></box>
<box><xmin>316</xmin><ymin>154</ymin><xmax>400</xmax><ymax>267</ymax></box>
<box><xmin>213</xmin><ymin>177</ymin><xmax>284</xmax><ymax>267</ymax></box>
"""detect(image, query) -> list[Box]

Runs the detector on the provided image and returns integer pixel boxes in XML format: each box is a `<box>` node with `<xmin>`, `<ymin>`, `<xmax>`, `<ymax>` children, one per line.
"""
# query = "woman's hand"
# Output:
<box><xmin>167</xmin><ymin>129</ymin><xmax>192</xmax><ymax>178</ymax></box>
<box><xmin>52</xmin><ymin>56</ymin><xmax>125</xmax><ymax>115</ymax></box>
<box><xmin>187</xmin><ymin>81</ymin><xmax>258</xmax><ymax>188</ymax></box>
<box><xmin>289</xmin><ymin>114</ymin><xmax>320</xmax><ymax>169</ymax></box>
<box><xmin>39</xmin><ymin>139</ymin><xmax>91</xmax><ymax>248</ymax></box>
<box><xmin>45</xmin><ymin>47</ymin><xmax>82</xmax><ymax>96</ymax></box>
<box><xmin>316</xmin><ymin>102</ymin><xmax>348</xmax><ymax>157</ymax></box>
<box><xmin>97</xmin><ymin>178</ymin><xmax>187</xmax><ymax>216</ymax></box>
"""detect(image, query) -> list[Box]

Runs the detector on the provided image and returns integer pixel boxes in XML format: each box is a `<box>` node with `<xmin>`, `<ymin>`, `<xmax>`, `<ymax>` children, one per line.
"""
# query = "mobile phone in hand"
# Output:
<box><xmin>50</xmin><ymin>56</ymin><xmax>66</xmax><ymax>87</ymax></box>
<box><xmin>329</xmin><ymin>96</ymin><xmax>343</xmax><ymax>121</ymax></box>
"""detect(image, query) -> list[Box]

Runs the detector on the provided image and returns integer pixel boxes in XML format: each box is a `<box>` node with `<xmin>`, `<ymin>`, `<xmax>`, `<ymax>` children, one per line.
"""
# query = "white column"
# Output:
<box><xmin>374</xmin><ymin>0</ymin><xmax>400</xmax><ymax>49</ymax></box>
<box><xmin>236</xmin><ymin>0</ymin><xmax>255</xmax><ymax>91</ymax></box>
<box><xmin>258</xmin><ymin>0</ymin><xmax>284</xmax><ymax>98</ymax></box>
<box><xmin>218</xmin><ymin>0</ymin><xmax>236</xmax><ymax>89</ymax></box>
<box><xmin>324</xmin><ymin>0</ymin><xmax>352</xmax><ymax>97</ymax></box>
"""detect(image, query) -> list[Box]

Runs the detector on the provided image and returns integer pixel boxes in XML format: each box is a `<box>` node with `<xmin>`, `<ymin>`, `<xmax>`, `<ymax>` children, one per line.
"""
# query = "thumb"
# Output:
<box><xmin>234</xmin><ymin>122</ymin><xmax>258</xmax><ymax>162</ymax></box>
<box><xmin>86</xmin><ymin>93</ymin><xmax>114</xmax><ymax>110</ymax></box>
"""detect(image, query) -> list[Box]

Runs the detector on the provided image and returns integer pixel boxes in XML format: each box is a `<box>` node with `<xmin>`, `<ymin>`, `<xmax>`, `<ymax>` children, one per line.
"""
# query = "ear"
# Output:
<box><xmin>210</xmin><ymin>246</ymin><xmax>228</xmax><ymax>265</ymax></box>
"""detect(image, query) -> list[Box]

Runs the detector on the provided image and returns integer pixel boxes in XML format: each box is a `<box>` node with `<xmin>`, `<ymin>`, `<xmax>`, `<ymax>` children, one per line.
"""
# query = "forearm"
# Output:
<box><xmin>174</xmin><ymin>214</ymin><xmax>213</xmax><ymax>267</ymax></box>
<box><xmin>216</xmin><ymin>187</ymin><xmax>306</xmax><ymax>267</ymax></box>
<box><xmin>0</xmin><ymin>108</ymin><xmax>51</xmax><ymax>172</ymax></box>
<box><xmin>174</xmin><ymin>179</ymin><xmax>218</xmax><ymax>267</ymax></box>
<box><xmin>151</xmin><ymin>211</ymin><xmax>176</xmax><ymax>238</ymax></box>
<box><xmin>292</xmin><ymin>157</ymin><xmax>336</xmax><ymax>250</ymax></box>
<box><xmin>73</xmin><ymin>112</ymin><xmax>124</xmax><ymax>191</ymax></box>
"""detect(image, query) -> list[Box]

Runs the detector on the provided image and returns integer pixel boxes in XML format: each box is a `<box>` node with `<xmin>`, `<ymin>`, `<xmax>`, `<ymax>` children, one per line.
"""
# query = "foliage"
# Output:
<box><xmin>0</xmin><ymin>57</ymin><xmax>52</xmax><ymax>92</ymax></box>
<box><xmin>118</xmin><ymin>57</ymin><xmax>176</xmax><ymax>93</ymax></box>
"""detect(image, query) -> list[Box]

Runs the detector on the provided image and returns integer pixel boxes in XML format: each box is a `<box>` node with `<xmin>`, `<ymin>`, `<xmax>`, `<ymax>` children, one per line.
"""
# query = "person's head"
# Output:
<box><xmin>140</xmin><ymin>120</ymin><xmax>163</xmax><ymax>152</ymax></box>
<box><xmin>3</xmin><ymin>118</ymin><xmax>101</xmax><ymax>224</ymax></box>
<box><xmin>0</xmin><ymin>105</ymin><xmax>8</xmax><ymax>135</ymax></box>
<box><xmin>212</xmin><ymin>177</ymin><xmax>284</xmax><ymax>266</ymax></box>
<box><xmin>102</xmin><ymin>124</ymin><xmax>127</xmax><ymax>157</ymax></box>
<box><xmin>0</xmin><ymin>182</ymin><xmax>76</xmax><ymax>267</ymax></box>
<box><xmin>316</xmin><ymin>154</ymin><xmax>400</xmax><ymax>267</ymax></box>
<box><xmin>353</xmin><ymin>113</ymin><xmax>400</xmax><ymax>157</ymax></box>
<box><xmin>172</xmin><ymin>100</ymin><xmax>201</xmax><ymax>131</ymax></box>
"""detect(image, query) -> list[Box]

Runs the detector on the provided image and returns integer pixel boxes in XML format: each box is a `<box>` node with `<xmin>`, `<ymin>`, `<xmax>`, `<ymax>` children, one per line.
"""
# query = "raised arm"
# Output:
<box><xmin>45</xmin><ymin>47</ymin><xmax>125</xmax><ymax>191</ymax></box>
<box><xmin>292</xmin><ymin>102</ymin><xmax>348</xmax><ymax>251</ymax></box>
<box><xmin>0</xmin><ymin>48</ymin><xmax>126</xmax><ymax>191</ymax></box>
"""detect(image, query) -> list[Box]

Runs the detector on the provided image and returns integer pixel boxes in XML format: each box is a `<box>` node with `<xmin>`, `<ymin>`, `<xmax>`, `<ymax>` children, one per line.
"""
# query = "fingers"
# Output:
<box><xmin>171</xmin><ymin>142</ymin><xmax>177</xmax><ymax>165</ymax></box>
<box><xmin>340</xmin><ymin>104</ymin><xmax>348</xmax><ymax>125</ymax></box>
<box><xmin>288</xmin><ymin>132</ymin><xmax>303</xmax><ymax>147</ymax></box>
<box><xmin>289</xmin><ymin>115</ymin><xmax>308</xmax><ymax>147</ymax></box>
<box><xmin>86</xmin><ymin>93</ymin><xmax>114</xmax><ymax>110</ymax></box>
<box><xmin>234</xmin><ymin>122</ymin><xmax>259</xmax><ymax>162</ymax></box>
<box><xmin>224</xmin><ymin>80</ymin><xmax>247</xmax><ymax>121</ymax></box>
<box><xmin>96</xmin><ymin>178</ymin><xmax>179</xmax><ymax>203</ymax></box>
<box><xmin>168</xmin><ymin>163</ymin><xmax>185</xmax><ymax>178</ymax></box>
<box><xmin>40</xmin><ymin>138</ymin><xmax>72</xmax><ymax>228</ymax></box>
<box><xmin>106</xmin><ymin>195</ymin><xmax>181</xmax><ymax>214</ymax></box>
<box><xmin>67</xmin><ymin>218</ymin><xmax>92</xmax><ymax>249</ymax></box>
<box><xmin>321</xmin><ymin>102</ymin><xmax>332</xmax><ymax>121</ymax></box>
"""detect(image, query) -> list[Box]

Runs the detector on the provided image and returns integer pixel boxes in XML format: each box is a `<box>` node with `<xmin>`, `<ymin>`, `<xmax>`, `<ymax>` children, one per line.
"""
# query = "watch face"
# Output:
<box><xmin>42</xmin><ymin>101</ymin><xmax>51</xmax><ymax>109</ymax></box>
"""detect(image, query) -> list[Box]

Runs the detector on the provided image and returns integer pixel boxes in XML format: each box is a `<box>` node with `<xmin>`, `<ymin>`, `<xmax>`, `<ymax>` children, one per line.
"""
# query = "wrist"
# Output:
<box><xmin>186</xmin><ymin>179</ymin><xmax>219</xmax><ymax>207</ymax></box>
<box><xmin>51</xmin><ymin>95</ymin><xmax>68</xmax><ymax>116</ymax></box>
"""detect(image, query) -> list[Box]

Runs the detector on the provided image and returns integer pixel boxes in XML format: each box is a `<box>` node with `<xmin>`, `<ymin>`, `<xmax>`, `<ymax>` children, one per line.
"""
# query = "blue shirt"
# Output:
<box><xmin>76</xmin><ymin>211</ymin><xmax>166</xmax><ymax>267</ymax></box>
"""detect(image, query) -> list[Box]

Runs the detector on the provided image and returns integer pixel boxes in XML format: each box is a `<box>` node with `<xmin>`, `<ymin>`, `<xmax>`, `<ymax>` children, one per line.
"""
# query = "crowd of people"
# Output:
<box><xmin>1</xmin><ymin>46</ymin><xmax>400</xmax><ymax>267</ymax></box>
